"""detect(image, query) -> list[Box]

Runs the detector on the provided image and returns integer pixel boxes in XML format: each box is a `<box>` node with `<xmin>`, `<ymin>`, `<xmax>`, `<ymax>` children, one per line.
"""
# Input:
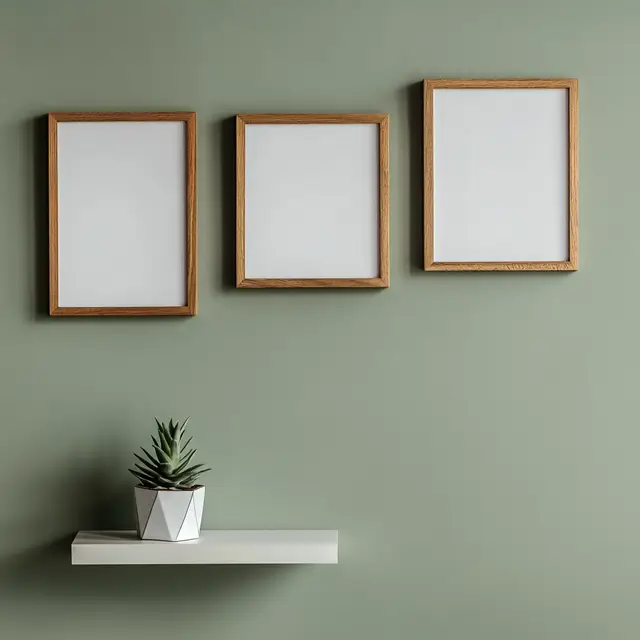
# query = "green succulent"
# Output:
<box><xmin>129</xmin><ymin>418</ymin><xmax>210</xmax><ymax>490</ymax></box>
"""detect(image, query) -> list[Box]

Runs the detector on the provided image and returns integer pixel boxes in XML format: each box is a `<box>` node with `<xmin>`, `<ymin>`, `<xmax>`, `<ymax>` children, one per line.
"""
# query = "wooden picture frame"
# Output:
<box><xmin>49</xmin><ymin>112</ymin><xmax>197</xmax><ymax>316</ymax></box>
<box><xmin>236</xmin><ymin>114</ymin><xmax>389</xmax><ymax>288</ymax></box>
<box><xmin>424</xmin><ymin>79</ymin><xmax>578</xmax><ymax>271</ymax></box>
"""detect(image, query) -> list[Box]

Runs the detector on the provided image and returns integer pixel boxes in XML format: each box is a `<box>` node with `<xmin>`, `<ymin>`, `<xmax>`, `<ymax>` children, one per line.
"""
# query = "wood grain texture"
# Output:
<box><xmin>237</xmin><ymin>114</ymin><xmax>387</xmax><ymax>125</ymax></box>
<box><xmin>185</xmin><ymin>112</ymin><xmax>198</xmax><ymax>314</ymax></box>
<box><xmin>235</xmin><ymin>113</ymin><xmax>390</xmax><ymax>289</ymax></box>
<box><xmin>568</xmin><ymin>79</ymin><xmax>579</xmax><ymax>269</ymax></box>
<box><xmin>423</xmin><ymin>78</ymin><xmax>579</xmax><ymax>272</ymax></box>
<box><xmin>238</xmin><ymin>278</ymin><xmax>388</xmax><ymax>288</ymax></box>
<box><xmin>48</xmin><ymin>112</ymin><xmax>197</xmax><ymax>316</ymax></box>
<box><xmin>423</xmin><ymin>83</ymin><xmax>434</xmax><ymax>270</ymax></box>
<box><xmin>50</xmin><ymin>306</ymin><xmax>195</xmax><ymax>317</ymax></box>
<box><xmin>48</xmin><ymin>114</ymin><xmax>59</xmax><ymax>315</ymax></box>
<box><xmin>426</xmin><ymin>79</ymin><xmax>576</xmax><ymax>90</ymax></box>
<box><xmin>49</xmin><ymin>112</ymin><xmax>194</xmax><ymax>122</ymax></box>
<box><xmin>236</xmin><ymin>116</ymin><xmax>246</xmax><ymax>286</ymax></box>
<box><xmin>378</xmin><ymin>115</ymin><xmax>390</xmax><ymax>287</ymax></box>
<box><xmin>426</xmin><ymin>262</ymin><xmax>576</xmax><ymax>272</ymax></box>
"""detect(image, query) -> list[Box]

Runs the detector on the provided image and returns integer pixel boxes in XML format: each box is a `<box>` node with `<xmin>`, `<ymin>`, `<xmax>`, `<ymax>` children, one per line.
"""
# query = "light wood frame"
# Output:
<box><xmin>48</xmin><ymin>112</ymin><xmax>197</xmax><ymax>316</ymax></box>
<box><xmin>424</xmin><ymin>78</ymin><xmax>579</xmax><ymax>271</ymax></box>
<box><xmin>236</xmin><ymin>114</ymin><xmax>389</xmax><ymax>288</ymax></box>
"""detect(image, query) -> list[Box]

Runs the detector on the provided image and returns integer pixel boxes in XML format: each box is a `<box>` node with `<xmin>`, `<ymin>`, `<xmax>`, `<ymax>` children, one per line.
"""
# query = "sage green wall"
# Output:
<box><xmin>0</xmin><ymin>0</ymin><xmax>634</xmax><ymax>638</ymax></box>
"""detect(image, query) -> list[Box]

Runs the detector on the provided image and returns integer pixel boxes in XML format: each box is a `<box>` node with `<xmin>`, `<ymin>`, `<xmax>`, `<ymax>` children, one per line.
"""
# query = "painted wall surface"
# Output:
<box><xmin>0</xmin><ymin>0</ymin><xmax>633</xmax><ymax>638</ymax></box>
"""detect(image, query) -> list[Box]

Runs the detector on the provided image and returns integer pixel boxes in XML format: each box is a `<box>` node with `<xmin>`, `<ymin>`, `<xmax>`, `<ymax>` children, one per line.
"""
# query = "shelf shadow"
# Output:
<box><xmin>1</xmin><ymin>536</ymin><xmax>294</xmax><ymax>603</ymax></box>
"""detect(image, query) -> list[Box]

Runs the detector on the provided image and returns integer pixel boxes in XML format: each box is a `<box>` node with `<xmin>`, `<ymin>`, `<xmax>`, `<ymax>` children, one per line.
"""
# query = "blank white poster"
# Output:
<box><xmin>244</xmin><ymin>123</ymin><xmax>379</xmax><ymax>278</ymax></box>
<box><xmin>433</xmin><ymin>89</ymin><xmax>569</xmax><ymax>262</ymax></box>
<box><xmin>57</xmin><ymin>121</ymin><xmax>186</xmax><ymax>307</ymax></box>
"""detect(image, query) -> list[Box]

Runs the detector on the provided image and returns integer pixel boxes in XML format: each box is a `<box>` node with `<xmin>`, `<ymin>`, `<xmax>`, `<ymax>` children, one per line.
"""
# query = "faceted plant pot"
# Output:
<box><xmin>134</xmin><ymin>486</ymin><xmax>205</xmax><ymax>542</ymax></box>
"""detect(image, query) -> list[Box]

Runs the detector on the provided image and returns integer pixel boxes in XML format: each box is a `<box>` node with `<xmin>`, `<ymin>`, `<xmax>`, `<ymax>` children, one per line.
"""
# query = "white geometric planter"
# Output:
<box><xmin>134</xmin><ymin>486</ymin><xmax>205</xmax><ymax>542</ymax></box>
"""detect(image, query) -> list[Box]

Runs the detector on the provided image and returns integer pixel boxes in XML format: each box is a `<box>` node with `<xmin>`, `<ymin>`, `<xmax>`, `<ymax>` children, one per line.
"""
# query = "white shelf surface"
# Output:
<box><xmin>72</xmin><ymin>530</ymin><xmax>339</xmax><ymax>565</ymax></box>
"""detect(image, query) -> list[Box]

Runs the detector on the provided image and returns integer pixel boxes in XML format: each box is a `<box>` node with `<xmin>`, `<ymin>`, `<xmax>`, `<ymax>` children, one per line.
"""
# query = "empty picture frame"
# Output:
<box><xmin>424</xmin><ymin>79</ymin><xmax>578</xmax><ymax>271</ymax></box>
<box><xmin>236</xmin><ymin>114</ymin><xmax>389</xmax><ymax>288</ymax></box>
<box><xmin>48</xmin><ymin>112</ymin><xmax>197</xmax><ymax>316</ymax></box>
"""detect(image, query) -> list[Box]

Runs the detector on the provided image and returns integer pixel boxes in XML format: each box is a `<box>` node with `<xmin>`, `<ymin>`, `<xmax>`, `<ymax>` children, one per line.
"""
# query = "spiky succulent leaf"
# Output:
<box><xmin>173</xmin><ymin>449</ymin><xmax>197</xmax><ymax>474</ymax></box>
<box><xmin>129</xmin><ymin>418</ymin><xmax>210</xmax><ymax>490</ymax></box>
<box><xmin>133</xmin><ymin>454</ymin><xmax>159</xmax><ymax>475</ymax></box>
<box><xmin>139</xmin><ymin>447</ymin><xmax>157</xmax><ymax>466</ymax></box>
<box><xmin>175</xmin><ymin>462</ymin><xmax>206</xmax><ymax>477</ymax></box>
<box><xmin>152</xmin><ymin>444</ymin><xmax>171</xmax><ymax>464</ymax></box>
<box><xmin>155</xmin><ymin>419</ymin><xmax>172</xmax><ymax>455</ymax></box>
<box><xmin>178</xmin><ymin>469</ymin><xmax>211</xmax><ymax>487</ymax></box>
<box><xmin>133</xmin><ymin>463</ymin><xmax>171</xmax><ymax>483</ymax></box>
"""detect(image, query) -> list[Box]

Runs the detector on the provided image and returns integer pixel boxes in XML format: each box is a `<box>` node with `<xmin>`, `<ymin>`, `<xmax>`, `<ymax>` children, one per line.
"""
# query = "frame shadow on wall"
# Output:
<box><xmin>406</xmin><ymin>82</ymin><xmax>426</xmax><ymax>272</ymax></box>
<box><xmin>218</xmin><ymin>115</ymin><xmax>238</xmax><ymax>290</ymax></box>
<box><xmin>33</xmin><ymin>114</ymin><xmax>50</xmax><ymax>317</ymax></box>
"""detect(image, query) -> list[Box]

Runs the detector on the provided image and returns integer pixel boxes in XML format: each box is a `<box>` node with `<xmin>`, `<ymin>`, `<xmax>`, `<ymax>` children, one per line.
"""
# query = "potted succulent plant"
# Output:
<box><xmin>129</xmin><ymin>418</ymin><xmax>210</xmax><ymax>542</ymax></box>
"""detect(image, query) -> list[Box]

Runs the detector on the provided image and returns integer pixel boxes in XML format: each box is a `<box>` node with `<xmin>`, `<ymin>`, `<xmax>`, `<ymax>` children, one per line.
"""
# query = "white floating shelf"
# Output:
<box><xmin>72</xmin><ymin>530</ymin><xmax>339</xmax><ymax>565</ymax></box>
